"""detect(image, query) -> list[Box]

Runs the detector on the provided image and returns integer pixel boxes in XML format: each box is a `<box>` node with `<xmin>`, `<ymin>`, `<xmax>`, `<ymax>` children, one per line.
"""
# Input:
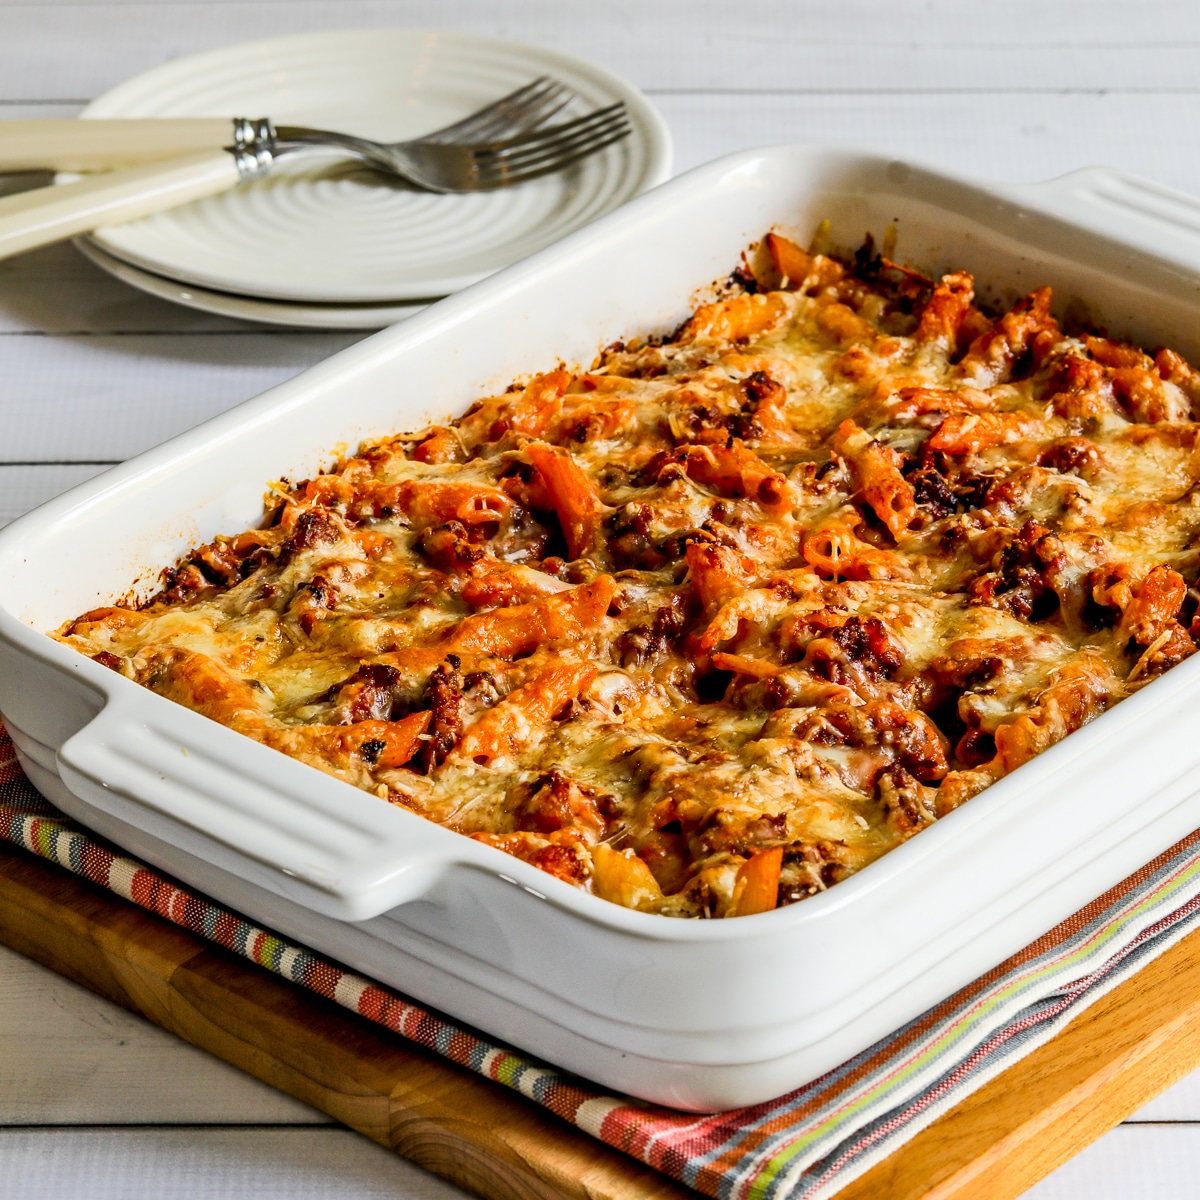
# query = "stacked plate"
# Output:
<box><xmin>73</xmin><ymin>29</ymin><xmax>673</xmax><ymax>329</ymax></box>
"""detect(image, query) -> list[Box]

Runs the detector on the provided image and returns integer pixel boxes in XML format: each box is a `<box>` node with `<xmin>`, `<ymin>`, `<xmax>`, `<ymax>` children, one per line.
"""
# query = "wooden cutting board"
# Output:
<box><xmin>1</xmin><ymin>838</ymin><xmax>1199</xmax><ymax>1200</ymax></box>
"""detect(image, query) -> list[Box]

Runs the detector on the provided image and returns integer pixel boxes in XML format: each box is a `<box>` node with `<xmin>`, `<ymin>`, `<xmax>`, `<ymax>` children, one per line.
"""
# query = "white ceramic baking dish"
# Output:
<box><xmin>5</xmin><ymin>147</ymin><xmax>1200</xmax><ymax>1111</ymax></box>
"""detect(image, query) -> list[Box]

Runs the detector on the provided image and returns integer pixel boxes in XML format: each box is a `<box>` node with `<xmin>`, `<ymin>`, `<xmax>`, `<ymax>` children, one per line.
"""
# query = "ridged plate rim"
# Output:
<box><xmin>73</xmin><ymin>28</ymin><xmax>673</xmax><ymax>303</ymax></box>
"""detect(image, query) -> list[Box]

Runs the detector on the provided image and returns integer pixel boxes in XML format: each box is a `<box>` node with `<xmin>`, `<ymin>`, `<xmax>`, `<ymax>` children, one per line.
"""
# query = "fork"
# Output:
<box><xmin>0</xmin><ymin>101</ymin><xmax>631</xmax><ymax>263</ymax></box>
<box><xmin>273</xmin><ymin>101</ymin><xmax>631</xmax><ymax>192</ymax></box>
<box><xmin>0</xmin><ymin>76</ymin><xmax>578</xmax><ymax>173</ymax></box>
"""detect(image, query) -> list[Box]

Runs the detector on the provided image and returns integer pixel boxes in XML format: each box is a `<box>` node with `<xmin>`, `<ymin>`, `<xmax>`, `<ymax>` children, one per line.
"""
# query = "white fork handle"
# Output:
<box><xmin>0</xmin><ymin>148</ymin><xmax>244</xmax><ymax>262</ymax></box>
<box><xmin>0</xmin><ymin>118</ymin><xmax>237</xmax><ymax>172</ymax></box>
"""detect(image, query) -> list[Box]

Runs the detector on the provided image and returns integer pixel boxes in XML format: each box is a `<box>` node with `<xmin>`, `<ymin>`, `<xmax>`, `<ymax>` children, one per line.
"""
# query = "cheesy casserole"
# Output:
<box><xmin>57</xmin><ymin>231</ymin><xmax>1200</xmax><ymax>918</ymax></box>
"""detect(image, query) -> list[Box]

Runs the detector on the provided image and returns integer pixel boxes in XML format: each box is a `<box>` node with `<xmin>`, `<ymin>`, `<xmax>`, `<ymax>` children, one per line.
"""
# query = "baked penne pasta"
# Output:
<box><xmin>58</xmin><ymin>226</ymin><xmax>1200</xmax><ymax>918</ymax></box>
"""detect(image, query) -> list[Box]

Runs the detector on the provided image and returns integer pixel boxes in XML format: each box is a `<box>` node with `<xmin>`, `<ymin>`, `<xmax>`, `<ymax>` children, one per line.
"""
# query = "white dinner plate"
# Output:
<box><xmin>75</xmin><ymin>29</ymin><xmax>672</xmax><ymax>304</ymax></box>
<box><xmin>74</xmin><ymin>237</ymin><xmax>431</xmax><ymax>330</ymax></box>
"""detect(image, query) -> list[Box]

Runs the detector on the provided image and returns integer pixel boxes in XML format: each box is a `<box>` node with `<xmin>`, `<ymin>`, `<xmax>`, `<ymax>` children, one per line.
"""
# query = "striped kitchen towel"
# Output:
<box><xmin>2</xmin><ymin>718</ymin><xmax>1198</xmax><ymax>1200</ymax></box>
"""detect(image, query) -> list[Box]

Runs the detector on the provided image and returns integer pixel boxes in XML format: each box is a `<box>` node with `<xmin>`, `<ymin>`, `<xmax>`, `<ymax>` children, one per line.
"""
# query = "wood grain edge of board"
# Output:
<box><xmin>832</xmin><ymin>921</ymin><xmax>1200</xmax><ymax>1200</ymax></box>
<box><xmin>0</xmin><ymin>843</ymin><xmax>690</xmax><ymax>1200</ymax></box>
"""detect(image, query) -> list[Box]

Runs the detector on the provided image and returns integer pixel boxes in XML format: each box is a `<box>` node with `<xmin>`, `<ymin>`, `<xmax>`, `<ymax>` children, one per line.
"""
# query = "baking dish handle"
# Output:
<box><xmin>55</xmin><ymin>697</ymin><xmax>454</xmax><ymax>923</ymax></box>
<box><xmin>1004</xmin><ymin>166</ymin><xmax>1200</xmax><ymax>273</ymax></box>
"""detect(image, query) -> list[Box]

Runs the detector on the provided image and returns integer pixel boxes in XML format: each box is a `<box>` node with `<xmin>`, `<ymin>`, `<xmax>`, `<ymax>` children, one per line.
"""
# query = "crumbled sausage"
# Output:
<box><xmin>413</xmin><ymin>656</ymin><xmax>465</xmax><ymax>774</ymax></box>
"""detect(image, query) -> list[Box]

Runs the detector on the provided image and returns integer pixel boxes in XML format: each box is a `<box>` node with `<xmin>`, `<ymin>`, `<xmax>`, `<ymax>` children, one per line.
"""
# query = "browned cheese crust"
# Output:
<box><xmin>57</xmin><ymin>231</ymin><xmax>1200</xmax><ymax>918</ymax></box>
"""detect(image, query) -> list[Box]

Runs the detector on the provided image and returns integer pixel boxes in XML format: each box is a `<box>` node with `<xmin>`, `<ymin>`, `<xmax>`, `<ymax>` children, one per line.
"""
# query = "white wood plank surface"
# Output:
<box><xmin>0</xmin><ymin>464</ymin><xmax>111</xmax><ymax>526</ymax></box>
<box><xmin>2</xmin><ymin>1</ymin><xmax>1199</xmax><ymax>97</ymax></box>
<box><xmin>0</xmin><ymin>1127</ymin><xmax>467</xmax><ymax>1199</ymax></box>
<box><xmin>0</xmin><ymin>945</ymin><xmax>327</xmax><ymax>1124</ymax></box>
<box><xmin>0</xmin><ymin>241</ymin><xmax>265</xmax><ymax>335</ymax></box>
<box><xmin>1130</xmin><ymin>1072</ymin><xmax>1200</xmax><ymax>1123</ymax></box>
<box><xmin>659</xmin><ymin>92</ymin><xmax>1200</xmax><ymax>192</ymax></box>
<box><xmin>0</xmin><ymin>331</ymin><xmax>361</xmax><ymax>462</ymax></box>
<box><xmin>1025</xmin><ymin>1124</ymin><xmax>1200</xmax><ymax>1198</ymax></box>
<box><xmin>3</xmin><ymin>1</ymin><xmax>1200</xmax><ymax>1197</ymax></box>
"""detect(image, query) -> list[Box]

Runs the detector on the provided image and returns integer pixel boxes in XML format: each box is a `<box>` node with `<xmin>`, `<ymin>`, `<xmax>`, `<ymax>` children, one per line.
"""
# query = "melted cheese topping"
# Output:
<box><xmin>57</xmin><ymin>235</ymin><xmax>1200</xmax><ymax>918</ymax></box>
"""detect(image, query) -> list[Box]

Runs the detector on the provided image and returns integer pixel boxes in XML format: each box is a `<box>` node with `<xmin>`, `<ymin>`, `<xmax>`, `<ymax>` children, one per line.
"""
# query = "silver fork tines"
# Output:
<box><xmin>470</xmin><ymin>103</ymin><xmax>632</xmax><ymax>185</ymax></box>
<box><xmin>418</xmin><ymin>76</ymin><xmax>577</xmax><ymax>145</ymax></box>
<box><xmin>268</xmin><ymin>98</ymin><xmax>631</xmax><ymax>193</ymax></box>
<box><xmin>381</xmin><ymin>103</ymin><xmax>633</xmax><ymax>192</ymax></box>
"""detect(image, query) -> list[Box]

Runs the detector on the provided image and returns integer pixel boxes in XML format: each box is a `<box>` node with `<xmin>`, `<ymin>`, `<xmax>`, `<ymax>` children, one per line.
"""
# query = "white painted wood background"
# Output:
<box><xmin>3</xmin><ymin>1</ymin><xmax>1200</xmax><ymax>1195</ymax></box>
